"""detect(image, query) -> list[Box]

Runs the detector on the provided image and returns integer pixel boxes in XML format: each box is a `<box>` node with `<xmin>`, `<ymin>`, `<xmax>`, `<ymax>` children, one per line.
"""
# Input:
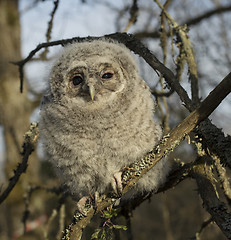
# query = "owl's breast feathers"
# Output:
<box><xmin>40</xmin><ymin>84</ymin><xmax>160</xmax><ymax>168</ymax></box>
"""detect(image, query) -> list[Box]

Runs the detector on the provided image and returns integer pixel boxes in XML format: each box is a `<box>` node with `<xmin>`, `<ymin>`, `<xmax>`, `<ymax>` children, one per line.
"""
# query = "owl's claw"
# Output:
<box><xmin>76</xmin><ymin>192</ymin><xmax>99</xmax><ymax>215</ymax></box>
<box><xmin>76</xmin><ymin>196</ymin><xmax>90</xmax><ymax>215</ymax></box>
<box><xmin>111</xmin><ymin>172</ymin><xmax>123</xmax><ymax>196</ymax></box>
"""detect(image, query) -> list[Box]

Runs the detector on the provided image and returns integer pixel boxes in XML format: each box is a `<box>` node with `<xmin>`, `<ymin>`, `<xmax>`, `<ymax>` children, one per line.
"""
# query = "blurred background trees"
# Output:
<box><xmin>0</xmin><ymin>0</ymin><xmax>231</xmax><ymax>239</ymax></box>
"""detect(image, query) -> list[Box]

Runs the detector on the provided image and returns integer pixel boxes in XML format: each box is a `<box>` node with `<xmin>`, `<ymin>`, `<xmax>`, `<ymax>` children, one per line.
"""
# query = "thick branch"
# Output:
<box><xmin>197</xmin><ymin>120</ymin><xmax>231</xmax><ymax>168</ymax></box>
<box><xmin>122</xmin><ymin>72</ymin><xmax>231</xmax><ymax>190</ymax></box>
<box><xmin>191</xmin><ymin>156</ymin><xmax>231</xmax><ymax>239</ymax></box>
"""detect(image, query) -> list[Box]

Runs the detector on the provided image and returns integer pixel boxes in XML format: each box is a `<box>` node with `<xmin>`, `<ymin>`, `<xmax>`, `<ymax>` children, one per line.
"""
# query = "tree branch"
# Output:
<box><xmin>197</xmin><ymin>120</ymin><xmax>231</xmax><ymax>168</ymax></box>
<box><xmin>155</xmin><ymin>0</ymin><xmax>199</xmax><ymax>105</ymax></box>
<box><xmin>191</xmin><ymin>156</ymin><xmax>231</xmax><ymax>239</ymax></box>
<box><xmin>134</xmin><ymin>4</ymin><xmax>231</xmax><ymax>39</ymax></box>
<box><xmin>185</xmin><ymin>4</ymin><xmax>231</xmax><ymax>27</ymax></box>
<box><xmin>0</xmin><ymin>122</ymin><xmax>39</xmax><ymax>204</ymax></box>
<box><xmin>123</xmin><ymin>0</ymin><xmax>138</xmax><ymax>32</ymax></box>
<box><xmin>40</xmin><ymin>0</ymin><xmax>60</xmax><ymax>59</ymax></box>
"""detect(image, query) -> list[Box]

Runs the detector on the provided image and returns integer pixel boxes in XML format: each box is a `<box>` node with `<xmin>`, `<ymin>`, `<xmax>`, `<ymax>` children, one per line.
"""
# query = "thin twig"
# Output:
<box><xmin>57</xmin><ymin>204</ymin><xmax>66</xmax><ymax>240</ymax></box>
<box><xmin>22</xmin><ymin>184</ymin><xmax>65</xmax><ymax>232</ymax></box>
<box><xmin>158</xmin><ymin>0</ymin><xmax>172</xmax><ymax>133</ymax></box>
<box><xmin>22</xmin><ymin>185</ymin><xmax>41</xmax><ymax>233</ymax></box>
<box><xmin>0</xmin><ymin>122</ymin><xmax>39</xmax><ymax>204</ymax></box>
<box><xmin>46</xmin><ymin>0</ymin><xmax>59</xmax><ymax>43</ymax></box>
<box><xmin>41</xmin><ymin>0</ymin><xmax>60</xmax><ymax>59</ymax></box>
<box><xmin>123</xmin><ymin>0</ymin><xmax>138</xmax><ymax>32</ymax></box>
<box><xmin>44</xmin><ymin>209</ymin><xmax>58</xmax><ymax>240</ymax></box>
<box><xmin>191</xmin><ymin>217</ymin><xmax>213</xmax><ymax>240</ymax></box>
<box><xmin>185</xmin><ymin>4</ymin><xmax>231</xmax><ymax>27</ymax></box>
<box><xmin>134</xmin><ymin>4</ymin><xmax>231</xmax><ymax>39</ymax></box>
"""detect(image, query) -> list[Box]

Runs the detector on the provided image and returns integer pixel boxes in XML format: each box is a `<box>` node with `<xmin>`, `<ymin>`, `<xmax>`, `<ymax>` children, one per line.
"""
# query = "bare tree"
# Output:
<box><xmin>0</xmin><ymin>1</ymin><xmax>231</xmax><ymax>239</ymax></box>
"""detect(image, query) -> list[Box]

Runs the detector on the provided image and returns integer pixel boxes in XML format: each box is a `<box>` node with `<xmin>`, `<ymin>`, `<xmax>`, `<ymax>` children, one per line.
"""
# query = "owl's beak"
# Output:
<box><xmin>89</xmin><ymin>85</ymin><xmax>95</xmax><ymax>101</ymax></box>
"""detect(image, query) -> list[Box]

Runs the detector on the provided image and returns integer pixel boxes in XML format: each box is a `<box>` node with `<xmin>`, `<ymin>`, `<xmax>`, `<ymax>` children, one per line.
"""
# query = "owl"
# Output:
<box><xmin>39</xmin><ymin>39</ymin><xmax>169</xmax><ymax>205</ymax></box>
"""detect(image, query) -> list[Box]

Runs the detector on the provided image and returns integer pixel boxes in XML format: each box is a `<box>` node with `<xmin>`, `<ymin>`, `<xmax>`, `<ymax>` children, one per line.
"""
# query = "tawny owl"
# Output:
<box><xmin>39</xmin><ymin>39</ymin><xmax>169</xmax><ymax>204</ymax></box>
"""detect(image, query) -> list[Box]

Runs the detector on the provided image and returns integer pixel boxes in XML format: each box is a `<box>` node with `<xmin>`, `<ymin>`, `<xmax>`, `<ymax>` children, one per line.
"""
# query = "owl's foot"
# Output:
<box><xmin>76</xmin><ymin>196</ymin><xmax>91</xmax><ymax>216</ymax></box>
<box><xmin>76</xmin><ymin>192</ymin><xmax>99</xmax><ymax>216</ymax></box>
<box><xmin>111</xmin><ymin>172</ymin><xmax>123</xmax><ymax>196</ymax></box>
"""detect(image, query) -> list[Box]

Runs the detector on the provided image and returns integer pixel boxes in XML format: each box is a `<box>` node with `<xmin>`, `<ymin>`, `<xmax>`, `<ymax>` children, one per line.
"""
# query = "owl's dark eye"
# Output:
<box><xmin>71</xmin><ymin>75</ymin><xmax>83</xmax><ymax>86</ymax></box>
<box><xmin>101</xmin><ymin>72</ymin><xmax>114</xmax><ymax>80</ymax></box>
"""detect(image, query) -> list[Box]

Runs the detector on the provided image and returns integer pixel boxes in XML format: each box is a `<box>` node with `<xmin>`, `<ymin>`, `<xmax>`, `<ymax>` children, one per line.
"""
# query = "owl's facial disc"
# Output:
<box><xmin>66</xmin><ymin>61</ymin><xmax>125</xmax><ymax>104</ymax></box>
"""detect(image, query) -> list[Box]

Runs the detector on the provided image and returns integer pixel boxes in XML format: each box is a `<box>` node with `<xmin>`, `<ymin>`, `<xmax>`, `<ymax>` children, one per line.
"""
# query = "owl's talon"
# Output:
<box><xmin>76</xmin><ymin>196</ymin><xmax>90</xmax><ymax>215</ymax></box>
<box><xmin>111</xmin><ymin>172</ymin><xmax>123</xmax><ymax>196</ymax></box>
<box><xmin>77</xmin><ymin>192</ymin><xmax>100</xmax><ymax>215</ymax></box>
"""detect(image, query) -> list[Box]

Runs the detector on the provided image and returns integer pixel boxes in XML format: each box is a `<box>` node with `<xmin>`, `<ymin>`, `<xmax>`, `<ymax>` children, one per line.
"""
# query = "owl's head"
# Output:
<box><xmin>49</xmin><ymin>39</ymin><xmax>141</xmax><ymax>107</ymax></box>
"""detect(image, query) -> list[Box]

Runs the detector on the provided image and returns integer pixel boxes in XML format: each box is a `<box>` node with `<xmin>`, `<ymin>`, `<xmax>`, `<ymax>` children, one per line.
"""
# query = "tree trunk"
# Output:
<box><xmin>0</xmin><ymin>0</ymin><xmax>39</xmax><ymax>237</ymax></box>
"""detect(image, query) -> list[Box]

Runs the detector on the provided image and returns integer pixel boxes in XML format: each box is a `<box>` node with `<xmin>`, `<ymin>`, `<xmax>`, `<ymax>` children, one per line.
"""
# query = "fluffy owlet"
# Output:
<box><xmin>39</xmin><ymin>39</ymin><xmax>169</xmax><ymax>203</ymax></box>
